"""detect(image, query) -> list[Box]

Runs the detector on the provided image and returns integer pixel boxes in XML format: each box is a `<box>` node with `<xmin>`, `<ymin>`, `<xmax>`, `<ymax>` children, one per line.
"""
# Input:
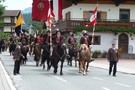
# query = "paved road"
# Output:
<box><xmin>1</xmin><ymin>52</ymin><xmax>135</xmax><ymax>90</ymax></box>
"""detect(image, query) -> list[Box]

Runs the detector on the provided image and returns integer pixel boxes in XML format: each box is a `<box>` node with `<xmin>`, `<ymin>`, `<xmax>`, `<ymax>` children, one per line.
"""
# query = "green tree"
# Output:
<box><xmin>0</xmin><ymin>0</ymin><xmax>5</xmax><ymax>22</ymax></box>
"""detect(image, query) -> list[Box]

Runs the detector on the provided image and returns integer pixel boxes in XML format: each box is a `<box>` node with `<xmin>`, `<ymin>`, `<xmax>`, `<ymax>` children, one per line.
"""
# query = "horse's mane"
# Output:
<box><xmin>80</xmin><ymin>44</ymin><xmax>91</xmax><ymax>56</ymax></box>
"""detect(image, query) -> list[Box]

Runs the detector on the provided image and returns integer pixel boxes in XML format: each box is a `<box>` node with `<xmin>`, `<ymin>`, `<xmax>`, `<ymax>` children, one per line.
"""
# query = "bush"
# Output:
<box><xmin>102</xmin><ymin>51</ymin><xmax>108</xmax><ymax>58</ymax></box>
<box><xmin>92</xmin><ymin>50</ymin><xmax>101</xmax><ymax>58</ymax></box>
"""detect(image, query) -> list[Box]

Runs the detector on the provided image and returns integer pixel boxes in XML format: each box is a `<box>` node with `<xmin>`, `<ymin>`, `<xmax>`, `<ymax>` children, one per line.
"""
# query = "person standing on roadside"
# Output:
<box><xmin>13</xmin><ymin>43</ymin><xmax>24</xmax><ymax>75</ymax></box>
<box><xmin>107</xmin><ymin>43</ymin><xmax>119</xmax><ymax>77</ymax></box>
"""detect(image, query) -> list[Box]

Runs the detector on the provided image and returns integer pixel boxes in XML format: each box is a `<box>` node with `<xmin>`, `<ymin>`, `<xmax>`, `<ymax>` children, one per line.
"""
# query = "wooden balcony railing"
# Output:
<box><xmin>0</xmin><ymin>23</ymin><xmax>15</xmax><ymax>26</ymax></box>
<box><xmin>55</xmin><ymin>19</ymin><xmax>135</xmax><ymax>32</ymax></box>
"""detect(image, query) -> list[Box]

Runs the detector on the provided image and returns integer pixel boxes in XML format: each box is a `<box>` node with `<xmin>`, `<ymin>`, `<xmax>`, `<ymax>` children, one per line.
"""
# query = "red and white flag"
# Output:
<box><xmin>53</xmin><ymin>0</ymin><xmax>63</xmax><ymax>21</ymax></box>
<box><xmin>90</xmin><ymin>6</ymin><xmax>98</xmax><ymax>26</ymax></box>
<box><xmin>47</xmin><ymin>3</ymin><xmax>55</xmax><ymax>26</ymax></box>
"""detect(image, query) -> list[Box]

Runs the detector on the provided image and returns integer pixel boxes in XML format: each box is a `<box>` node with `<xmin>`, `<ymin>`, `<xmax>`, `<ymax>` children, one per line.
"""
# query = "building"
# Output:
<box><xmin>53</xmin><ymin>0</ymin><xmax>135</xmax><ymax>58</ymax></box>
<box><xmin>0</xmin><ymin>10</ymin><xmax>21</xmax><ymax>34</ymax></box>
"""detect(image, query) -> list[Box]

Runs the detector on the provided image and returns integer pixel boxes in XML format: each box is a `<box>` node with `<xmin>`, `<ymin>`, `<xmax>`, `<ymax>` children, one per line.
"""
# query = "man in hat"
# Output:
<box><xmin>108</xmin><ymin>43</ymin><xmax>119</xmax><ymax>77</ymax></box>
<box><xmin>80</xmin><ymin>30</ymin><xmax>91</xmax><ymax>47</ymax></box>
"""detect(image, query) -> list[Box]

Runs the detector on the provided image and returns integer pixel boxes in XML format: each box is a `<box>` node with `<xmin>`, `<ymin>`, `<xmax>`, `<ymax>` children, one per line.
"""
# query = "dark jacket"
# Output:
<box><xmin>80</xmin><ymin>36</ymin><xmax>91</xmax><ymax>46</ymax></box>
<box><xmin>13</xmin><ymin>46</ymin><xmax>21</xmax><ymax>60</ymax></box>
<box><xmin>108</xmin><ymin>48</ymin><xmax>118</xmax><ymax>61</ymax></box>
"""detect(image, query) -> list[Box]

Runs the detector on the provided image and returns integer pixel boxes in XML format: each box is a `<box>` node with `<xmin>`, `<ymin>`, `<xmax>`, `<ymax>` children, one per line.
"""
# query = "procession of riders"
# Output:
<box><xmin>0</xmin><ymin>29</ymin><xmax>92</xmax><ymax>58</ymax></box>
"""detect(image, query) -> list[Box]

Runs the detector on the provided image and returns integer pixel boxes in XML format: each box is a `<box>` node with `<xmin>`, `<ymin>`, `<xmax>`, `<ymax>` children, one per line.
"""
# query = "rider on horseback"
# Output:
<box><xmin>20</xmin><ymin>34</ymin><xmax>28</xmax><ymax>46</ymax></box>
<box><xmin>35</xmin><ymin>34</ymin><xmax>42</xmax><ymax>45</ymax></box>
<box><xmin>80</xmin><ymin>30</ymin><xmax>91</xmax><ymax>47</ymax></box>
<box><xmin>54</xmin><ymin>30</ymin><xmax>64</xmax><ymax>45</ymax></box>
<box><xmin>68</xmin><ymin>33</ymin><xmax>76</xmax><ymax>45</ymax></box>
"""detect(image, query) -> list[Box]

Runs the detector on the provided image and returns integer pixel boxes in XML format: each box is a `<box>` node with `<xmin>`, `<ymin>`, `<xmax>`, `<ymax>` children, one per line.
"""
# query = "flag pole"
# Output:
<box><xmin>90</xmin><ymin>3</ymin><xmax>98</xmax><ymax>47</ymax></box>
<box><xmin>48</xmin><ymin>0</ymin><xmax>53</xmax><ymax>56</ymax></box>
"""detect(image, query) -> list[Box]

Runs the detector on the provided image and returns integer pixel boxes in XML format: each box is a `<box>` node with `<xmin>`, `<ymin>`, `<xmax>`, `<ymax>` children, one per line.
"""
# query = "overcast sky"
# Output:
<box><xmin>2</xmin><ymin>0</ymin><xmax>33</xmax><ymax>10</ymax></box>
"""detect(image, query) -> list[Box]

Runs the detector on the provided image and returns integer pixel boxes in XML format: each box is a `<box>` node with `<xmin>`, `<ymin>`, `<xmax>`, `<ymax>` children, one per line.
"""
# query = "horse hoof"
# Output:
<box><xmin>54</xmin><ymin>70</ymin><xmax>57</xmax><ymax>74</ymax></box>
<box><xmin>60</xmin><ymin>72</ymin><xmax>63</xmax><ymax>75</ymax></box>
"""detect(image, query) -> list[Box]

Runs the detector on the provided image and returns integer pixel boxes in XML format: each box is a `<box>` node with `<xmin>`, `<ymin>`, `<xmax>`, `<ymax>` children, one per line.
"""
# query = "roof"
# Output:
<box><xmin>2</xmin><ymin>10</ymin><xmax>21</xmax><ymax>17</ymax></box>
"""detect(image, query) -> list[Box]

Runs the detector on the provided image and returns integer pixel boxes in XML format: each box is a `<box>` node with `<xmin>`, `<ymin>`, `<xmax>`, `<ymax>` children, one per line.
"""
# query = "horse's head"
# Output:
<box><xmin>79</xmin><ymin>44</ymin><xmax>90</xmax><ymax>59</ymax></box>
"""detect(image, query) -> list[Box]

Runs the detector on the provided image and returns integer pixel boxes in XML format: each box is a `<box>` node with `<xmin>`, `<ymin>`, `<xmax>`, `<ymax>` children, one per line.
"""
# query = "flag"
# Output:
<box><xmin>52</xmin><ymin>0</ymin><xmax>63</xmax><ymax>21</ymax></box>
<box><xmin>32</xmin><ymin>0</ymin><xmax>49</xmax><ymax>21</ymax></box>
<box><xmin>15</xmin><ymin>12</ymin><xmax>24</xmax><ymax>36</ymax></box>
<box><xmin>47</xmin><ymin>4</ymin><xmax>55</xmax><ymax>26</ymax></box>
<box><xmin>15</xmin><ymin>13</ymin><xmax>24</xmax><ymax>27</ymax></box>
<box><xmin>90</xmin><ymin>6</ymin><xmax>98</xmax><ymax>26</ymax></box>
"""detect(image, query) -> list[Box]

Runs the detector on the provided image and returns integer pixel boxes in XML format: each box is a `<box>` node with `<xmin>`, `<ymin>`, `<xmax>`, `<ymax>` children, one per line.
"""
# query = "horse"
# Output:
<box><xmin>79</xmin><ymin>44</ymin><xmax>91</xmax><ymax>75</ymax></box>
<box><xmin>41</xmin><ymin>44</ymin><xmax>51</xmax><ymax>70</ymax></box>
<box><xmin>20</xmin><ymin>45</ymin><xmax>29</xmax><ymax>65</ymax></box>
<box><xmin>9</xmin><ymin>42</ymin><xmax>16</xmax><ymax>55</ymax></box>
<box><xmin>67</xmin><ymin>44</ymin><xmax>79</xmax><ymax>67</ymax></box>
<box><xmin>34</xmin><ymin>43</ymin><xmax>42</xmax><ymax>66</ymax></box>
<box><xmin>50</xmin><ymin>43</ymin><xmax>67</xmax><ymax>75</ymax></box>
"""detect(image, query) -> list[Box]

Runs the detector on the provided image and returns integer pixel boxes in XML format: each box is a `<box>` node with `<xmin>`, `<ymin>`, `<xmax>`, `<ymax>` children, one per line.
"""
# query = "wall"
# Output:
<box><xmin>63</xmin><ymin>4</ymin><xmax>135</xmax><ymax>21</ymax></box>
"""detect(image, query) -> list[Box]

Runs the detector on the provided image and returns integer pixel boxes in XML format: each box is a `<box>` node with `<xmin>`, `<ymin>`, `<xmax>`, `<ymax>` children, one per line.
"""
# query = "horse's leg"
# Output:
<box><xmin>75</xmin><ymin>58</ymin><xmax>77</xmax><ymax>67</ymax></box>
<box><xmin>60</xmin><ymin>60</ymin><xmax>64</xmax><ymax>75</ymax></box>
<box><xmin>41</xmin><ymin>56</ymin><xmax>45</xmax><ymax>69</ymax></box>
<box><xmin>53</xmin><ymin>61</ymin><xmax>58</xmax><ymax>74</ymax></box>
<box><xmin>83</xmin><ymin>61</ymin><xmax>86</xmax><ymax>75</ymax></box>
<box><xmin>79</xmin><ymin>60</ymin><xmax>82</xmax><ymax>73</ymax></box>
<box><xmin>86</xmin><ymin>62</ymin><xmax>89</xmax><ymax>73</ymax></box>
<box><xmin>47</xmin><ymin>57</ymin><xmax>51</xmax><ymax>71</ymax></box>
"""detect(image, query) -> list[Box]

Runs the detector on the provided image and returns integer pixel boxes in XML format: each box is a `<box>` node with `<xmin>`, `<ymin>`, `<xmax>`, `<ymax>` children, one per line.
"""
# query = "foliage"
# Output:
<box><xmin>74</xmin><ymin>26</ymin><xmax>135</xmax><ymax>34</ymax></box>
<box><xmin>0</xmin><ymin>31</ymin><xmax>11</xmax><ymax>39</ymax></box>
<box><xmin>0</xmin><ymin>0</ymin><xmax>5</xmax><ymax>16</ymax></box>
<box><xmin>102</xmin><ymin>51</ymin><xmax>108</xmax><ymax>58</ymax></box>
<box><xmin>92</xmin><ymin>50</ymin><xmax>101</xmax><ymax>58</ymax></box>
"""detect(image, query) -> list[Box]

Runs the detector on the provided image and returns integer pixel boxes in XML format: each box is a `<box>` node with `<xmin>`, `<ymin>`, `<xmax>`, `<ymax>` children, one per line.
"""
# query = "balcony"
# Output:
<box><xmin>54</xmin><ymin>19</ymin><xmax>135</xmax><ymax>32</ymax></box>
<box><xmin>0</xmin><ymin>23</ymin><xmax>15</xmax><ymax>26</ymax></box>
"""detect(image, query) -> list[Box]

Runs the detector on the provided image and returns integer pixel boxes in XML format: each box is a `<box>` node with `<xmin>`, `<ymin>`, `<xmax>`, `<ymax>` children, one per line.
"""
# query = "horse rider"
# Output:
<box><xmin>20</xmin><ymin>34</ymin><xmax>28</xmax><ymax>46</ymax></box>
<box><xmin>80</xmin><ymin>30</ymin><xmax>91</xmax><ymax>47</ymax></box>
<box><xmin>34</xmin><ymin>34</ymin><xmax>42</xmax><ymax>45</ymax></box>
<box><xmin>68</xmin><ymin>33</ymin><xmax>76</xmax><ymax>45</ymax></box>
<box><xmin>80</xmin><ymin>30</ymin><xmax>94</xmax><ymax>62</ymax></box>
<box><xmin>10</xmin><ymin>35</ymin><xmax>15</xmax><ymax>43</ymax></box>
<box><xmin>53</xmin><ymin>30</ymin><xmax>64</xmax><ymax>45</ymax></box>
<box><xmin>33</xmin><ymin>34</ymin><xmax>42</xmax><ymax>54</ymax></box>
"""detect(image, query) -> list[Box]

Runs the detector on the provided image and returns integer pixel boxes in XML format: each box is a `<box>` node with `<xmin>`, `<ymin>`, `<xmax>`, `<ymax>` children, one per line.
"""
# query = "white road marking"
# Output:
<box><xmin>53</xmin><ymin>76</ymin><xmax>71</xmax><ymax>84</ymax></box>
<box><xmin>92</xmin><ymin>77</ymin><xmax>104</xmax><ymax>80</ymax></box>
<box><xmin>115</xmin><ymin>82</ymin><xmax>131</xmax><ymax>87</ymax></box>
<box><xmin>102</xmin><ymin>87</ymin><xmax>111</xmax><ymax>90</ymax></box>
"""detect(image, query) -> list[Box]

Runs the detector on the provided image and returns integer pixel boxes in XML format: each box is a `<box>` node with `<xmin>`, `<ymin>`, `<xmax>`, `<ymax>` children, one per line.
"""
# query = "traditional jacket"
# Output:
<box><xmin>108</xmin><ymin>48</ymin><xmax>118</xmax><ymax>61</ymax></box>
<box><xmin>13</xmin><ymin>46</ymin><xmax>21</xmax><ymax>60</ymax></box>
<box><xmin>35</xmin><ymin>37</ymin><xmax>42</xmax><ymax>44</ymax></box>
<box><xmin>80</xmin><ymin>36</ymin><xmax>91</xmax><ymax>46</ymax></box>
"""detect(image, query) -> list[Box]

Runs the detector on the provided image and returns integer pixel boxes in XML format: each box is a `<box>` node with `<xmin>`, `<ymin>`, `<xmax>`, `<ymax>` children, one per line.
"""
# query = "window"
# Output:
<box><xmin>120</xmin><ymin>9</ymin><xmax>130</xmax><ymax>22</ymax></box>
<box><xmin>89</xmin><ymin>35</ymin><xmax>101</xmax><ymax>45</ymax></box>
<box><xmin>11</xmin><ymin>17</ymin><xmax>15</xmax><ymax>23</ymax></box>
<box><xmin>83</xmin><ymin>11</ymin><xmax>106</xmax><ymax>21</ymax></box>
<box><xmin>65</xmin><ymin>12</ymin><xmax>71</xmax><ymax>20</ymax></box>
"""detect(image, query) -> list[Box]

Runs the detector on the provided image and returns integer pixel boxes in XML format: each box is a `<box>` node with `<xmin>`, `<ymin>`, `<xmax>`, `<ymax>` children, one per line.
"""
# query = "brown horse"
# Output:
<box><xmin>79</xmin><ymin>44</ymin><xmax>91</xmax><ymax>75</ymax></box>
<box><xmin>34</xmin><ymin>44</ymin><xmax>42</xmax><ymax>66</ymax></box>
